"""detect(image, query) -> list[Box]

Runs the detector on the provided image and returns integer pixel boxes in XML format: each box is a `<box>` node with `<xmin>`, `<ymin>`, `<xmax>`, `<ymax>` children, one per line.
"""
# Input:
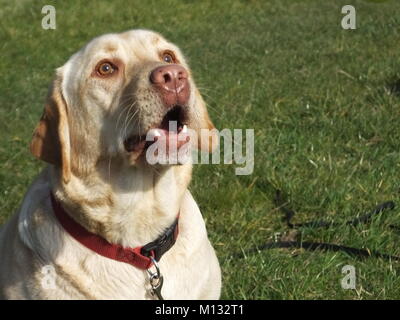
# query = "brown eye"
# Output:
<box><xmin>97</xmin><ymin>62</ymin><xmax>116</xmax><ymax>76</ymax></box>
<box><xmin>162</xmin><ymin>52</ymin><xmax>175</xmax><ymax>64</ymax></box>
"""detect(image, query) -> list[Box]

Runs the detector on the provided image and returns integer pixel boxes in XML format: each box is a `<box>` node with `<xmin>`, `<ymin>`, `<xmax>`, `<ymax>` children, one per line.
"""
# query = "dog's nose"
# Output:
<box><xmin>150</xmin><ymin>65</ymin><xmax>190</xmax><ymax>107</ymax></box>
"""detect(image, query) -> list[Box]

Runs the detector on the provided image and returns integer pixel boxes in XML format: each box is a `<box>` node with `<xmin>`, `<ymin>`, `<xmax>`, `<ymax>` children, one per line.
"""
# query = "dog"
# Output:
<box><xmin>0</xmin><ymin>29</ymin><xmax>221</xmax><ymax>299</ymax></box>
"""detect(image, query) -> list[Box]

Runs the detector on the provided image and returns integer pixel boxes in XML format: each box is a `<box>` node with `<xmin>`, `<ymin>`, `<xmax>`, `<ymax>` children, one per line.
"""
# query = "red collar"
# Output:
<box><xmin>50</xmin><ymin>193</ymin><xmax>179</xmax><ymax>270</ymax></box>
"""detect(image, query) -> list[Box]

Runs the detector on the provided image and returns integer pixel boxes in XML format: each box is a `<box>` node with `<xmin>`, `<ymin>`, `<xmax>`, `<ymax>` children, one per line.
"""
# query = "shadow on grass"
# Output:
<box><xmin>385</xmin><ymin>76</ymin><xmax>400</xmax><ymax>97</ymax></box>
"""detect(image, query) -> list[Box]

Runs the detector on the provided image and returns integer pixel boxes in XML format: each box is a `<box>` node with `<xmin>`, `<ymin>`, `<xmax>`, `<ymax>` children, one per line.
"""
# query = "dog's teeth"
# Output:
<box><xmin>182</xmin><ymin>125</ymin><xmax>188</xmax><ymax>133</ymax></box>
<box><xmin>154</xmin><ymin>130</ymin><xmax>161</xmax><ymax>137</ymax></box>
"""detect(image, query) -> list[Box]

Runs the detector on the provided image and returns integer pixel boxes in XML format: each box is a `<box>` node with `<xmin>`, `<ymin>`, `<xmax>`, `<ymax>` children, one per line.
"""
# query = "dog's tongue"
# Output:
<box><xmin>147</xmin><ymin>126</ymin><xmax>190</xmax><ymax>150</ymax></box>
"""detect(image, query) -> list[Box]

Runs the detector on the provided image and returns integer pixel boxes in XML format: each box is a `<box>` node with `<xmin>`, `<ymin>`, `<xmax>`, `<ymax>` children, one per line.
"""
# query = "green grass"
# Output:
<box><xmin>1</xmin><ymin>0</ymin><xmax>400</xmax><ymax>299</ymax></box>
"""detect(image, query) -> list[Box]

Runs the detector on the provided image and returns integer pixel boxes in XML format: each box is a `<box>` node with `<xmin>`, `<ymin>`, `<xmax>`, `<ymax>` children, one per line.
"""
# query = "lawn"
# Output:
<box><xmin>1</xmin><ymin>0</ymin><xmax>400</xmax><ymax>299</ymax></box>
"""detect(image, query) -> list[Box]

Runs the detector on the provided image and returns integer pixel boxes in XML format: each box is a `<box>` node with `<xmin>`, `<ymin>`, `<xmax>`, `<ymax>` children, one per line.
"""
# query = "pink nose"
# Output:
<box><xmin>150</xmin><ymin>64</ymin><xmax>190</xmax><ymax>107</ymax></box>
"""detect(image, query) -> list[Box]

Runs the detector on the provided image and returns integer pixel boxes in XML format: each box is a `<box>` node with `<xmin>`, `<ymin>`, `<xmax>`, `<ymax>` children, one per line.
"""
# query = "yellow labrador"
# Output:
<box><xmin>0</xmin><ymin>29</ymin><xmax>221</xmax><ymax>299</ymax></box>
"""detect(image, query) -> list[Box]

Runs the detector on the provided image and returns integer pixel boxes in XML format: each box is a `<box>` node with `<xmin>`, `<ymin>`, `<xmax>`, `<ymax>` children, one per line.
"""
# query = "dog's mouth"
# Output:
<box><xmin>124</xmin><ymin>105</ymin><xmax>190</xmax><ymax>154</ymax></box>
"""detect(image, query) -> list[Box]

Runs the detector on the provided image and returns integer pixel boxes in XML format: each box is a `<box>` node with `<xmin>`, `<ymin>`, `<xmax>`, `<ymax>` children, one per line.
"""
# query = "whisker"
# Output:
<box><xmin>121</xmin><ymin>102</ymin><xmax>138</xmax><ymax>139</ymax></box>
<box><xmin>115</xmin><ymin>95</ymin><xmax>137</xmax><ymax>131</ymax></box>
<box><xmin>108</xmin><ymin>155</ymin><xmax>112</xmax><ymax>181</ymax></box>
<box><xmin>115</xmin><ymin>106</ymin><xmax>129</xmax><ymax>131</ymax></box>
<box><xmin>137</xmin><ymin>108</ymin><xmax>143</xmax><ymax>138</ymax></box>
<box><xmin>122</xmin><ymin>111</ymin><xmax>139</xmax><ymax>141</ymax></box>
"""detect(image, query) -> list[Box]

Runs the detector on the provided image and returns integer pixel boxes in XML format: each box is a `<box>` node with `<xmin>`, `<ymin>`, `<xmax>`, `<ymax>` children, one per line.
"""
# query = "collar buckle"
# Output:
<box><xmin>140</xmin><ymin>218</ymin><xmax>179</xmax><ymax>262</ymax></box>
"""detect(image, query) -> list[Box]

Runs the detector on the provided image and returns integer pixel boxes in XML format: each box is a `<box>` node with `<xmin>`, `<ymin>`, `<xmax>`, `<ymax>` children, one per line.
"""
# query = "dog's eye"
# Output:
<box><xmin>162</xmin><ymin>51</ymin><xmax>175</xmax><ymax>64</ymax></box>
<box><xmin>97</xmin><ymin>62</ymin><xmax>116</xmax><ymax>76</ymax></box>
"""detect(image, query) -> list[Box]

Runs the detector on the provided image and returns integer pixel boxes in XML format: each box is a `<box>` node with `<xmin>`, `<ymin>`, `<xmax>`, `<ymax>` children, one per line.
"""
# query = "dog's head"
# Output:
<box><xmin>30</xmin><ymin>30</ymin><xmax>217</xmax><ymax>183</ymax></box>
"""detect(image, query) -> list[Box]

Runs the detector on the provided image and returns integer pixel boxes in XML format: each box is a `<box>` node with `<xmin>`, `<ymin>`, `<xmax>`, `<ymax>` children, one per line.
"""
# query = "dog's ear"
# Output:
<box><xmin>30</xmin><ymin>74</ymin><xmax>71</xmax><ymax>183</ymax></box>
